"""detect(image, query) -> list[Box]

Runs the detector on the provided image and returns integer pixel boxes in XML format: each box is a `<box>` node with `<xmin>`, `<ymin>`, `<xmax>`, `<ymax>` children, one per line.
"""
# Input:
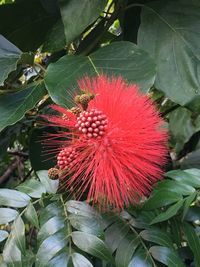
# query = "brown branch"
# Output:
<box><xmin>0</xmin><ymin>160</ymin><xmax>19</xmax><ymax>184</ymax></box>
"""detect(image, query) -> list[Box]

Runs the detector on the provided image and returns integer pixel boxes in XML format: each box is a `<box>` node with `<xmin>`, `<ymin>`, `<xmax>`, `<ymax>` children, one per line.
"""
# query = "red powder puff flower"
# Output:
<box><xmin>44</xmin><ymin>75</ymin><xmax>168</xmax><ymax>211</ymax></box>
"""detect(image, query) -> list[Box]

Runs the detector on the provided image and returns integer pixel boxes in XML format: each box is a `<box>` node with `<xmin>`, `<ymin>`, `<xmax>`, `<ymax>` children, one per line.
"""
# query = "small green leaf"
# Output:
<box><xmin>150</xmin><ymin>199</ymin><xmax>184</xmax><ymax>224</ymax></box>
<box><xmin>36</xmin><ymin>231</ymin><xmax>67</xmax><ymax>265</ymax></box>
<box><xmin>115</xmin><ymin>232</ymin><xmax>139</xmax><ymax>267</ymax></box>
<box><xmin>12</xmin><ymin>216</ymin><xmax>25</xmax><ymax>255</ymax></box>
<box><xmin>37</xmin><ymin>170</ymin><xmax>59</xmax><ymax>194</ymax></box>
<box><xmin>143</xmin><ymin>190</ymin><xmax>182</xmax><ymax>210</ymax></box>
<box><xmin>72</xmin><ymin>252</ymin><xmax>93</xmax><ymax>267</ymax></box>
<box><xmin>128</xmin><ymin>246</ymin><xmax>153</xmax><ymax>267</ymax></box>
<box><xmin>183</xmin><ymin>222</ymin><xmax>200</xmax><ymax>267</ymax></box>
<box><xmin>17</xmin><ymin>179</ymin><xmax>46</xmax><ymax>198</ymax></box>
<box><xmin>182</xmin><ymin>192</ymin><xmax>197</xmax><ymax>220</ymax></box>
<box><xmin>0</xmin><ymin>189</ymin><xmax>30</xmax><ymax>208</ymax></box>
<box><xmin>45</xmin><ymin>41</ymin><xmax>156</xmax><ymax>107</ymax></box>
<box><xmin>72</xmin><ymin>231</ymin><xmax>113</xmax><ymax>263</ymax></box>
<box><xmin>39</xmin><ymin>202</ymin><xmax>62</xmax><ymax>225</ymax></box>
<box><xmin>48</xmin><ymin>252</ymin><xmax>69</xmax><ymax>267</ymax></box>
<box><xmin>149</xmin><ymin>246</ymin><xmax>185</xmax><ymax>267</ymax></box>
<box><xmin>0</xmin><ymin>82</ymin><xmax>46</xmax><ymax>132</ymax></box>
<box><xmin>185</xmin><ymin>206</ymin><xmax>200</xmax><ymax>222</ymax></box>
<box><xmin>0</xmin><ymin>230</ymin><xmax>9</xmax><ymax>242</ymax></box>
<box><xmin>140</xmin><ymin>229</ymin><xmax>174</xmax><ymax>248</ymax></box>
<box><xmin>25</xmin><ymin>202</ymin><xmax>39</xmax><ymax>229</ymax></box>
<box><xmin>0</xmin><ymin>35</ymin><xmax>21</xmax><ymax>86</ymax></box>
<box><xmin>0</xmin><ymin>208</ymin><xmax>18</xmax><ymax>224</ymax></box>
<box><xmin>59</xmin><ymin>0</ymin><xmax>106</xmax><ymax>44</ymax></box>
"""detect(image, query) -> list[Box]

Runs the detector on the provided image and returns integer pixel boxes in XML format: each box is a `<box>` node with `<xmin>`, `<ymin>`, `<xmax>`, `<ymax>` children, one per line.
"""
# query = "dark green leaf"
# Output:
<box><xmin>17</xmin><ymin>179</ymin><xmax>46</xmax><ymax>198</ymax></box>
<box><xmin>180</xmin><ymin>149</ymin><xmax>200</xmax><ymax>169</ymax></box>
<box><xmin>36</xmin><ymin>231</ymin><xmax>67</xmax><ymax>265</ymax></box>
<box><xmin>0</xmin><ymin>82</ymin><xmax>46</xmax><ymax>132</ymax></box>
<box><xmin>72</xmin><ymin>231</ymin><xmax>113</xmax><ymax>263</ymax></box>
<box><xmin>115</xmin><ymin>232</ymin><xmax>139</xmax><ymax>267</ymax></box>
<box><xmin>72</xmin><ymin>252</ymin><xmax>93</xmax><ymax>267</ymax></box>
<box><xmin>150</xmin><ymin>199</ymin><xmax>184</xmax><ymax>224</ymax></box>
<box><xmin>0</xmin><ymin>208</ymin><xmax>18</xmax><ymax>224</ymax></box>
<box><xmin>25</xmin><ymin>202</ymin><xmax>39</xmax><ymax>228</ymax></box>
<box><xmin>165</xmin><ymin>169</ymin><xmax>200</xmax><ymax>188</ymax></box>
<box><xmin>140</xmin><ymin>229</ymin><xmax>174</xmax><ymax>248</ymax></box>
<box><xmin>44</xmin><ymin>41</ymin><xmax>156</xmax><ymax>107</ymax></box>
<box><xmin>59</xmin><ymin>0</ymin><xmax>106</xmax><ymax>44</ymax></box>
<box><xmin>149</xmin><ymin>246</ymin><xmax>185</xmax><ymax>267</ymax></box>
<box><xmin>183</xmin><ymin>222</ymin><xmax>200</xmax><ymax>267</ymax></box>
<box><xmin>182</xmin><ymin>192</ymin><xmax>197</xmax><ymax>220</ymax></box>
<box><xmin>143</xmin><ymin>190</ymin><xmax>182</xmax><ymax>210</ymax></box>
<box><xmin>169</xmin><ymin>107</ymin><xmax>196</xmax><ymax>153</ymax></box>
<box><xmin>48</xmin><ymin>252</ymin><xmax>69</xmax><ymax>267</ymax></box>
<box><xmin>0</xmin><ymin>230</ymin><xmax>9</xmax><ymax>242</ymax></box>
<box><xmin>37</xmin><ymin>170</ymin><xmax>59</xmax><ymax>194</ymax></box>
<box><xmin>185</xmin><ymin>206</ymin><xmax>200</xmax><ymax>222</ymax></box>
<box><xmin>0</xmin><ymin>35</ymin><xmax>21</xmax><ymax>85</ymax></box>
<box><xmin>138</xmin><ymin>1</ymin><xmax>200</xmax><ymax>105</ymax></box>
<box><xmin>128</xmin><ymin>246</ymin><xmax>153</xmax><ymax>267</ymax></box>
<box><xmin>155</xmin><ymin>180</ymin><xmax>195</xmax><ymax>196</ymax></box>
<box><xmin>0</xmin><ymin>189</ymin><xmax>30</xmax><ymax>208</ymax></box>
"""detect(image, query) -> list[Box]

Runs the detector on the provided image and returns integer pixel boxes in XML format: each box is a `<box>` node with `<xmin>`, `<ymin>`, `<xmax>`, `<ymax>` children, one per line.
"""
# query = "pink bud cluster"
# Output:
<box><xmin>57</xmin><ymin>147</ymin><xmax>78</xmax><ymax>169</ymax></box>
<box><xmin>75</xmin><ymin>108</ymin><xmax>108</xmax><ymax>138</ymax></box>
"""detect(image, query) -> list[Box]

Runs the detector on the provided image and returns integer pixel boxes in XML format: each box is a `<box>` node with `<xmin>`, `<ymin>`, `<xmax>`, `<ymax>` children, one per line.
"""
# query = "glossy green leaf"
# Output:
<box><xmin>25</xmin><ymin>202</ymin><xmax>39</xmax><ymax>229</ymax></box>
<box><xmin>165</xmin><ymin>169</ymin><xmax>200</xmax><ymax>188</ymax></box>
<box><xmin>0</xmin><ymin>82</ymin><xmax>46</xmax><ymax>132</ymax></box>
<box><xmin>72</xmin><ymin>231</ymin><xmax>113</xmax><ymax>263</ymax></box>
<box><xmin>180</xmin><ymin>149</ymin><xmax>200</xmax><ymax>169</ymax></box>
<box><xmin>48</xmin><ymin>252</ymin><xmax>69</xmax><ymax>267</ymax></box>
<box><xmin>17</xmin><ymin>179</ymin><xmax>46</xmax><ymax>198</ymax></box>
<box><xmin>38</xmin><ymin>216</ymin><xmax>65</xmax><ymax>245</ymax></box>
<box><xmin>0</xmin><ymin>230</ymin><xmax>9</xmax><ymax>242</ymax></box>
<box><xmin>182</xmin><ymin>192</ymin><xmax>197</xmax><ymax>220</ymax></box>
<box><xmin>0</xmin><ymin>208</ymin><xmax>18</xmax><ymax>224</ymax></box>
<box><xmin>72</xmin><ymin>252</ymin><xmax>93</xmax><ymax>267</ymax></box>
<box><xmin>3</xmin><ymin>234</ymin><xmax>21</xmax><ymax>264</ymax></box>
<box><xmin>185</xmin><ymin>206</ymin><xmax>200</xmax><ymax>222</ymax></box>
<box><xmin>36</xmin><ymin>231</ymin><xmax>67</xmax><ymax>265</ymax></box>
<box><xmin>140</xmin><ymin>229</ymin><xmax>173</xmax><ymax>248</ymax></box>
<box><xmin>155</xmin><ymin>180</ymin><xmax>195</xmax><ymax>196</ymax></box>
<box><xmin>143</xmin><ymin>190</ymin><xmax>182</xmax><ymax>210</ymax></box>
<box><xmin>44</xmin><ymin>41</ymin><xmax>156</xmax><ymax>107</ymax></box>
<box><xmin>138</xmin><ymin>0</ymin><xmax>200</xmax><ymax>105</ymax></box>
<box><xmin>12</xmin><ymin>216</ymin><xmax>26</xmax><ymax>255</ymax></box>
<box><xmin>37</xmin><ymin>170</ymin><xmax>59</xmax><ymax>194</ymax></box>
<box><xmin>0</xmin><ymin>189</ymin><xmax>30</xmax><ymax>208</ymax></box>
<box><xmin>0</xmin><ymin>35</ymin><xmax>21</xmax><ymax>86</ymax></box>
<box><xmin>59</xmin><ymin>0</ymin><xmax>106</xmax><ymax>44</ymax></box>
<box><xmin>183</xmin><ymin>222</ymin><xmax>200</xmax><ymax>267</ymax></box>
<box><xmin>39</xmin><ymin>202</ymin><xmax>62</xmax><ymax>225</ymax></box>
<box><xmin>128</xmin><ymin>246</ymin><xmax>153</xmax><ymax>267</ymax></box>
<box><xmin>150</xmin><ymin>199</ymin><xmax>184</xmax><ymax>224</ymax></box>
<box><xmin>115</xmin><ymin>232</ymin><xmax>139</xmax><ymax>267</ymax></box>
<box><xmin>149</xmin><ymin>246</ymin><xmax>185</xmax><ymax>267</ymax></box>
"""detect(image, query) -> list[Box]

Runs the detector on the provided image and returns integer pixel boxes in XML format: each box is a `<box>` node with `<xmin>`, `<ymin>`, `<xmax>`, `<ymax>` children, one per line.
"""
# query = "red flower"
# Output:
<box><xmin>44</xmin><ymin>75</ymin><xmax>168</xmax><ymax>211</ymax></box>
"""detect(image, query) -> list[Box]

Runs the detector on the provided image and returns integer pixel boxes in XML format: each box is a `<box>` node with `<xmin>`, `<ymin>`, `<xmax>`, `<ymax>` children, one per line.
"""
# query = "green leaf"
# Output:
<box><xmin>36</xmin><ymin>231</ymin><xmax>67</xmax><ymax>265</ymax></box>
<box><xmin>182</xmin><ymin>192</ymin><xmax>197</xmax><ymax>221</ymax></box>
<box><xmin>169</xmin><ymin>107</ymin><xmax>196</xmax><ymax>152</ymax></box>
<box><xmin>183</xmin><ymin>222</ymin><xmax>200</xmax><ymax>267</ymax></box>
<box><xmin>17</xmin><ymin>179</ymin><xmax>46</xmax><ymax>198</ymax></box>
<box><xmin>37</xmin><ymin>170</ymin><xmax>59</xmax><ymax>194</ymax></box>
<box><xmin>48</xmin><ymin>252</ymin><xmax>69</xmax><ymax>267</ymax></box>
<box><xmin>0</xmin><ymin>35</ymin><xmax>21</xmax><ymax>85</ymax></box>
<box><xmin>3</xmin><ymin>234</ymin><xmax>21</xmax><ymax>264</ymax></box>
<box><xmin>138</xmin><ymin>0</ymin><xmax>200</xmax><ymax>105</ymax></box>
<box><xmin>13</xmin><ymin>216</ymin><xmax>26</xmax><ymax>255</ymax></box>
<box><xmin>42</xmin><ymin>19</ymin><xmax>66</xmax><ymax>53</ymax></box>
<box><xmin>0</xmin><ymin>230</ymin><xmax>9</xmax><ymax>242</ymax></box>
<box><xmin>25</xmin><ymin>202</ymin><xmax>39</xmax><ymax>229</ymax></box>
<box><xmin>180</xmin><ymin>149</ymin><xmax>200</xmax><ymax>169</ymax></box>
<box><xmin>71</xmin><ymin>231</ymin><xmax>113</xmax><ymax>263</ymax></box>
<box><xmin>44</xmin><ymin>41</ymin><xmax>156</xmax><ymax>107</ymax></box>
<box><xmin>39</xmin><ymin>202</ymin><xmax>62</xmax><ymax>225</ymax></box>
<box><xmin>115</xmin><ymin>232</ymin><xmax>139</xmax><ymax>267</ymax></box>
<box><xmin>149</xmin><ymin>246</ymin><xmax>185</xmax><ymax>267</ymax></box>
<box><xmin>165</xmin><ymin>169</ymin><xmax>200</xmax><ymax>188</ymax></box>
<box><xmin>72</xmin><ymin>252</ymin><xmax>93</xmax><ymax>267</ymax></box>
<box><xmin>185</xmin><ymin>206</ymin><xmax>200</xmax><ymax>222</ymax></box>
<box><xmin>155</xmin><ymin>180</ymin><xmax>195</xmax><ymax>196</ymax></box>
<box><xmin>0</xmin><ymin>82</ymin><xmax>46</xmax><ymax>132</ymax></box>
<box><xmin>0</xmin><ymin>189</ymin><xmax>30</xmax><ymax>208</ymax></box>
<box><xmin>128</xmin><ymin>246</ymin><xmax>153</xmax><ymax>267</ymax></box>
<box><xmin>59</xmin><ymin>0</ymin><xmax>106</xmax><ymax>44</ymax></box>
<box><xmin>0</xmin><ymin>208</ymin><xmax>18</xmax><ymax>224</ymax></box>
<box><xmin>150</xmin><ymin>199</ymin><xmax>184</xmax><ymax>224</ymax></box>
<box><xmin>143</xmin><ymin>190</ymin><xmax>182</xmax><ymax>210</ymax></box>
<box><xmin>140</xmin><ymin>229</ymin><xmax>174</xmax><ymax>248</ymax></box>
<box><xmin>38</xmin><ymin>216</ymin><xmax>64</xmax><ymax>245</ymax></box>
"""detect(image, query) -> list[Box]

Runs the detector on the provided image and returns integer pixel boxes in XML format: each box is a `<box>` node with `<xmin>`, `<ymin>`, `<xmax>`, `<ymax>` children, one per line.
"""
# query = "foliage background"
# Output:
<box><xmin>0</xmin><ymin>0</ymin><xmax>200</xmax><ymax>266</ymax></box>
